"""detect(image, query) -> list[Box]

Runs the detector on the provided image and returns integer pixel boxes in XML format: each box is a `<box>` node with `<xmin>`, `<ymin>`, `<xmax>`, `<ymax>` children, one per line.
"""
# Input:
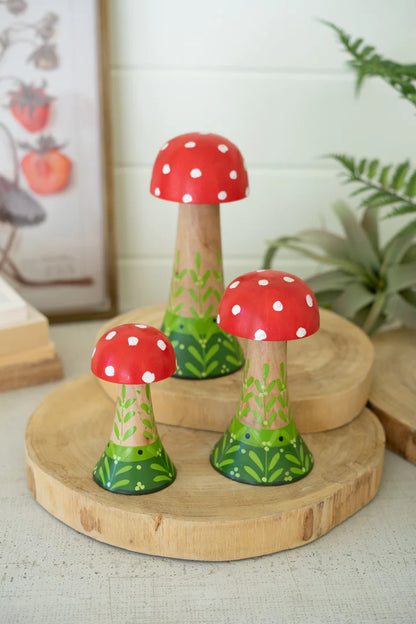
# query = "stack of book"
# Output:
<box><xmin>0</xmin><ymin>277</ymin><xmax>63</xmax><ymax>391</ymax></box>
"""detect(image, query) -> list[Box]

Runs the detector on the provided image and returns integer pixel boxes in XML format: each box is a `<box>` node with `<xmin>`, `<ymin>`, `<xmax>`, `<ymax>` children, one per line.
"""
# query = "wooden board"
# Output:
<box><xmin>25</xmin><ymin>374</ymin><xmax>385</xmax><ymax>561</ymax></box>
<box><xmin>97</xmin><ymin>304</ymin><xmax>374</xmax><ymax>434</ymax></box>
<box><xmin>0</xmin><ymin>353</ymin><xmax>63</xmax><ymax>392</ymax></box>
<box><xmin>369</xmin><ymin>328</ymin><xmax>416</xmax><ymax>465</ymax></box>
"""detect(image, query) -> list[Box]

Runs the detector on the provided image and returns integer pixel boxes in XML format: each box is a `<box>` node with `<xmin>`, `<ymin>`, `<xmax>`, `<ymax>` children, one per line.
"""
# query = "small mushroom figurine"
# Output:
<box><xmin>150</xmin><ymin>131</ymin><xmax>249</xmax><ymax>379</ymax></box>
<box><xmin>210</xmin><ymin>270</ymin><xmax>320</xmax><ymax>485</ymax></box>
<box><xmin>91</xmin><ymin>323</ymin><xmax>177</xmax><ymax>494</ymax></box>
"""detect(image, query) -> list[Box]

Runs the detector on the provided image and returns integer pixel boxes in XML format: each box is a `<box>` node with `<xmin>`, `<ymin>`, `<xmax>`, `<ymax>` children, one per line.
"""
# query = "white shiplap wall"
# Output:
<box><xmin>108</xmin><ymin>0</ymin><xmax>415</xmax><ymax>311</ymax></box>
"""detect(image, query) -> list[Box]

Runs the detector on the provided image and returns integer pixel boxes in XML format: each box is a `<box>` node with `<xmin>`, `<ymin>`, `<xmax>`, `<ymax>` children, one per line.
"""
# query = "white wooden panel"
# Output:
<box><xmin>111</xmin><ymin>72</ymin><xmax>414</xmax><ymax>167</ymax></box>
<box><xmin>109</xmin><ymin>0</ymin><xmax>416</xmax><ymax>69</ymax></box>
<box><xmin>114</xmin><ymin>167</ymin><xmax>348</xmax><ymax>260</ymax></box>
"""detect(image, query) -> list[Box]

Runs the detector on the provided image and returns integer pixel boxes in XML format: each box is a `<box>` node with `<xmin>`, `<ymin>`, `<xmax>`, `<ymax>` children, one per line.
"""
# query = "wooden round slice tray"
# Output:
<box><xmin>369</xmin><ymin>328</ymin><xmax>416</xmax><ymax>464</ymax></box>
<box><xmin>97</xmin><ymin>304</ymin><xmax>374</xmax><ymax>434</ymax></box>
<box><xmin>25</xmin><ymin>374</ymin><xmax>385</xmax><ymax>561</ymax></box>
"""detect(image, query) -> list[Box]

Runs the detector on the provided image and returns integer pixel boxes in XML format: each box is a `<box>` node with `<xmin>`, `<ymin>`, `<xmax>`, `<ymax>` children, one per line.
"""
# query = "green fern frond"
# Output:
<box><xmin>324</xmin><ymin>21</ymin><xmax>416</xmax><ymax>106</ymax></box>
<box><xmin>329</xmin><ymin>154</ymin><xmax>416</xmax><ymax>217</ymax></box>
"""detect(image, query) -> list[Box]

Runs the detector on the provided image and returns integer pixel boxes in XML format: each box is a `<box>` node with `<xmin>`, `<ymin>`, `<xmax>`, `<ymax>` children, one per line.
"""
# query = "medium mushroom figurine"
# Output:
<box><xmin>150</xmin><ymin>131</ymin><xmax>249</xmax><ymax>379</ymax></box>
<box><xmin>210</xmin><ymin>270</ymin><xmax>320</xmax><ymax>485</ymax></box>
<box><xmin>91</xmin><ymin>323</ymin><xmax>177</xmax><ymax>494</ymax></box>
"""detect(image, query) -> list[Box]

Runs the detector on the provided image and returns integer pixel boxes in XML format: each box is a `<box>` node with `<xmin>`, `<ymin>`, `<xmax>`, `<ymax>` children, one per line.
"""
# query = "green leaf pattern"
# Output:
<box><xmin>238</xmin><ymin>359</ymin><xmax>290</xmax><ymax>428</ymax></box>
<box><xmin>162</xmin><ymin>310</ymin><xmax>244</xmax><ymax>378</ymax></box>
<box><xmin>93</xmin><ymin>438</ymin><xmax>176</xmax><ymax>494</ymax></box>
<box><xmin>113</xmin><ymin>385</ymin><xmax>157</xmax><ymax>444</ymax></box>
<box><xmin>210</xmin><ymin>417</ymin><xmax>313</xmax><ymax>485</ymax></box>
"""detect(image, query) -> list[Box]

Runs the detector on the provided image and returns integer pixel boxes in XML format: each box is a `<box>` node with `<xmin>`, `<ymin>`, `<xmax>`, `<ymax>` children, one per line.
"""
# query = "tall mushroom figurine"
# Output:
<box><xmin>210</xmin><ymin>270</ymin><xmax>320</xmax><ymax>485</ymax></box>
<box><xmin>91</xmin><ymin>323</ymin><xmax>177</xmax><ymax>494</ymax></box>
<box><xmin>150</xmin><ymin>131</ymin><xmax>249</xmax><ymax>379</ymax></box>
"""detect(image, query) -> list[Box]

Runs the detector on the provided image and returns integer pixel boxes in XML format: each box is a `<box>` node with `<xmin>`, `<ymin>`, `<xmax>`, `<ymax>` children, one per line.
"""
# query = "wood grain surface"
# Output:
<box><xmin>0</xmin><ymin>353</ymin><xmax>63</xmax><ymax>392</ymax></box>
<box><xmin>369</xmin><ymin>328</ymin><xmax>416</xmax><ymax>464</ymax></box>
<box><xmin>25</xmin><ymin>374</ymin><xmax>385</xmax><ymax>561</ymax></box>
<box><xmin>97</xmin><ymin>304</ymin><xmax>374</xmax><ymax>434</ymax></box>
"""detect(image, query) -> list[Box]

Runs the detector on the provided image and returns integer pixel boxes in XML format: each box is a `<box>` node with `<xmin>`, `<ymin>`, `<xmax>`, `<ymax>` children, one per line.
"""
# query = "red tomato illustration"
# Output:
<box><xmin>20</xmin><ymin>136</ymin><xmax>72</xmax><ymax>195</ymax></box>
<box><xmin>10</xmin><ymin>81</ymin><xmax>53</xmax><ymax>133</ymax></box>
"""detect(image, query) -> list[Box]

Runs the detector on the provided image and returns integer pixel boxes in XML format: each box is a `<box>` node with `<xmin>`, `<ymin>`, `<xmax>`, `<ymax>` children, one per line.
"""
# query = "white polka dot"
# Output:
<box><xmin>258</xmin><ymin>279</ymin><xmax>269</xmax><ymax>286</ymax></box>
<box><xmin>229</xmin><ymin>281</ymin><xmax>240</xmax><ymax>289</ymax></box>
<box><xmin>162</xmin><ymin>163</ymin><xmax>170</xmax><ymax>174</ymax></box>
<box><xmin>254</xmin><ymin>329</ymin><xmax>267</xmax><ymax>341</ymax></box>
<box><xmin>256</xmin><ymin>269</ymin><xmax>266</xmax><ymax>272</ymax></box>
<box><xmin>232</xmin><ymin>304</ymin><xmax>241</xmax><ymax>315</ymax></box>
<box><xmin>229</xmin><ymin>170</ymin><xmax>237</xmax><ymax>179</ymax></box>
<box><xmin>218</xmin><ymin>144</ymin><xmax>228</xmax><ymax>153</ymax></box>
<box><xmin>142</xmin><ymin>371</ymin><xmax>155</xmax><ymax>383</ymax></box>
<box><xmin>161</xmin><ymin>142</ymin><xmax>169</xmax><ymax>150</ymax></box>
<box><xmin>105</xmin><ymin>331</ymin><xmax>116</xmax><ymax>340</ymax></box>
<box><xmin>296</xmin><ymin>327</ymin><xmax>307</xmax><ymax>338</ymax></box>
<box><xmin>157</xmin><ymin>339</ymin><xmax>166</xmax><ymax>351</ymax></box>
<box><xmin>105</xmin><ymin>365</ymin><xmax>115</xmax><ymax>377</ymax></box>
<box><xmin>218</xmin><ymin>191</ymin><xmax>227</xmax><ymax>200</ymax></box>
<box><xmin>283</xmin><ymin>276</ymin><xmax>295</xmax><ymax>283</ymax></box>
<box><xmin>182</xmin><ymin>194</ymin><xmax>193</xmax><ymax>203</ymax></box>
<box><xmin>91</xmin><ymin>347</ymin><xmax>96</xmax><ymax>359</ymax></box>
<box><xmin>128</xmin><ymin>336</ymin><xmax>139</xmax><ymax>346</ymax></box>
<box><xmin>273</xmin><ymin>301</ymin><xmax>283</xmax><ymax>311</ymax></box>
<box><xmin>135</xmin><ymin>324</ymin><xmax>147</xmax><ymax>328</ymax></box>
<box><xmin>245</xmin><ymin>187</ymin><xmax>249</xmax><ymax>197</ymax></box>
<box><xmin>184</xmin><ymin>141</ymin><xmax>196</xmax><ymax>148</ymax></box>
<box><xmin>216</xmin><ymin>314</ymin><xmax>220</xmax><ymax>324</ymax></box>
<box><xmin>190</xmin><ymin>168</ymin><xmax>202</xmax><ymax>178</ymax></box>
<box><xmin>306</xmin><ymin>294</ymin><xmax>313</xmax><ymax>307</ymax></box>
<box><xmin>154</xmin><ymin>187</ymin><xmax>160</xmax><ymax>196</ymax></box>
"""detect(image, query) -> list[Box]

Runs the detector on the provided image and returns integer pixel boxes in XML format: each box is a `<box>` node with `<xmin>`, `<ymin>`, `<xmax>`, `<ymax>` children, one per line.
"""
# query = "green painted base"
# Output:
<box><xmin>210</xmin><ymin>417</ymin><xmax>314</xmax><ymax>486</ymax></box>
<box><xmin>161</xmin><ymin>310</ymin><xmax>244</xmax><ymax>379</ymax></box>
<box><xmin>93</xmin><ymin>438</ymin><xmax>176</xmax><ymax>495</ymax></box>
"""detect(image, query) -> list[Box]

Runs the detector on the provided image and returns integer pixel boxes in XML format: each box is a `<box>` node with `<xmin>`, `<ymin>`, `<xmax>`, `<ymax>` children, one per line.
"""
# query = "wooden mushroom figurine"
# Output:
<box><xmin>91</xmin><ymin>323</ymin><xmax>177</xmax><ymax>494</ymax></box>
<box><xmin>211</xmin><ymin>270</ymin><xmax>320</xmax><ymax>485</ymax></box>
<box><xmin>150</xmin><ymin>131</ymin><xmax>249</xmax><ymax>379</ymax></box>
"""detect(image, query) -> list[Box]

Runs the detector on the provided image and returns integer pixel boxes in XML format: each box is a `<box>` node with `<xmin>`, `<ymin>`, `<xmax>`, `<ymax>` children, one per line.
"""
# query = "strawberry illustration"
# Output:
<box><xmin>20</xmin><ymin>136</ymin><xmax>72</xmax><ymax>195</ymax></box>
<box><xmin>9</xmin><ymin>81</ymin><xmax>54</xmax><ymax>133</ymax></box>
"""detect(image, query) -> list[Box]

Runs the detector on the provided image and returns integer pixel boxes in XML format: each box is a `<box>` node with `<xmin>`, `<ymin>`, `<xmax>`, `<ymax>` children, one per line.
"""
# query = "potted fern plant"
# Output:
<box><xmin>263</xmin><ymin>23</ymin><xmax>416</xmax><ymax>336</ymax></box>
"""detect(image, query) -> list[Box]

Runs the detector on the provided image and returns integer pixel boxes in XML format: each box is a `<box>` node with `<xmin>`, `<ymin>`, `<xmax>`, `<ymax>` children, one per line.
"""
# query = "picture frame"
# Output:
<box><xmin>0</xmin><ymin>0</ymin><xmax>118</xmax><ymax>322</ymax></box>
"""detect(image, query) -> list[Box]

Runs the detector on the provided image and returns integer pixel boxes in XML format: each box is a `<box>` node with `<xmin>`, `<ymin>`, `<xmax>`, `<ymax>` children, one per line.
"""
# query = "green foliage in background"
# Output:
<box><xmin>263</xmin><ymin>23</ymin><xmax>416</xmax><ymax>333</ymax></box>
<box><xmin>264</xmin><ymin>201</ymin><xmax>416</xmax><ymax>335</ymax></box>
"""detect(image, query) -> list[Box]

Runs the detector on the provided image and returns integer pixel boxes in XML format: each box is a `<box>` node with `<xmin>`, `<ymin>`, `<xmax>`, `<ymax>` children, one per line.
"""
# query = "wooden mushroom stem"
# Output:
<box><xmin>239</xmin><ymin>340</ymin><xmax>289</xmax><ymax>430</ymax></box>
<box><xmin>169</xmin><ymin>203</ymin><xmax>224</xmax><ymax>318</ymax></box>
<box><xmin>110</xmin><ymin>382</ymin><xmax>158</xmax><ymax>447</ymax></box>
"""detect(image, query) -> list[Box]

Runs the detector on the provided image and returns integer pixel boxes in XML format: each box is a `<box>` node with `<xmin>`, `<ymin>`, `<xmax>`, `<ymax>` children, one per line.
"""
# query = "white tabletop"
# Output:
<box><xmin>1</xmin><ymin>320</ymin><xmax>415</xmax><ymax>624</ymax></box>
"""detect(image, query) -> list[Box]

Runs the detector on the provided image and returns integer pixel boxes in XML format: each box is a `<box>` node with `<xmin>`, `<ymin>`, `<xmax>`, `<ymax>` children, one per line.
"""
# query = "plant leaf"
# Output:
<box><xmin>392</xmin><ymin>161</ymin><xmax>410</xmax><ymax>190</ymax></box>
<box><xmin>123</xmin><ymin>426</ymin><xmax>137</xmax><ymax>441</ymax></box>
<box><xmin>360</xmin><ymin>207</ymin><xmax>379</xmax><ymax>253</ymax></box>
<box><xmin>306</xmin><ymin>270</ymin><xmax>354</xmax><ymax>293</ymax></box>
<box><xmin>188</xmin><ymin>345</ymin><xmax>204</xmax><ymax>365</ymax></box>
<box><xmin>332</xmin><ymin>283</ymin><xmax>376</xmax><ymax>318</ymax></box>
<box><xmin>112</xmin><ymin>479</ymin><xmax>130</xmax><ymax>489</ymax></box>
<box><xmin>268</xmin><ymin>468</ymin><xmax>283</xmax><ymax>482</ymax></box>
<box><xmin>123</xmin><ymin>410</ymin><xmax>135</xmax><ymax>423</ymax></box>
<box><xmin>386</xmin><ymin>293</ymin><xmax>416</xmax><ymax>327</ymax></box>
<box><xmin>296</xmin><ymin>229</ymin><xmax>351</xmax><ymax>259</ymax></box>
<box><xmin>386</xmin><ymin>261</ymin><xmax>416</xmax><ymax>292</ymax></box>
<box><xmin>333</xmin><ymin>200</ymin><xmax>379</xmax><ymax>271</ymax></box>
<box><xmin>244</xmin><ymin>465</ymin><xmax>262</xmax><ymax>483</ymax></box>
<box><xmin>115</xmin><ymin>465</ymin><xmax>132</xmax><ymax>475</ymax></box>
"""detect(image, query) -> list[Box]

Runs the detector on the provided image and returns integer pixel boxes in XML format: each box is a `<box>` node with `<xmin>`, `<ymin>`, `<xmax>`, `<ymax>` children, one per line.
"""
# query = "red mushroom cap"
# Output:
<box><xmin>150</xmin><ymin>132</ymin><xmax>249</xmax><ymax>204</ymax></box>
<box><xmin>217</xmin><ymin>270</ymin><xmax>320</xmax><ymax>341</ymax></box>
<box><xmin>91</xmin><ymin>323</ymin><xmax>176</xmax><ymax>384</ymax></box>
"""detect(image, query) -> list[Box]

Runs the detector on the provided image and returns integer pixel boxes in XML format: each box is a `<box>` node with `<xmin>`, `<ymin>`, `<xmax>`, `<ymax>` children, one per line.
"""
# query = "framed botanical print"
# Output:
<box><xmin>0</xmin><ymin>0</ymin><xmax>117</xmax><ymax>321</ymax></box>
